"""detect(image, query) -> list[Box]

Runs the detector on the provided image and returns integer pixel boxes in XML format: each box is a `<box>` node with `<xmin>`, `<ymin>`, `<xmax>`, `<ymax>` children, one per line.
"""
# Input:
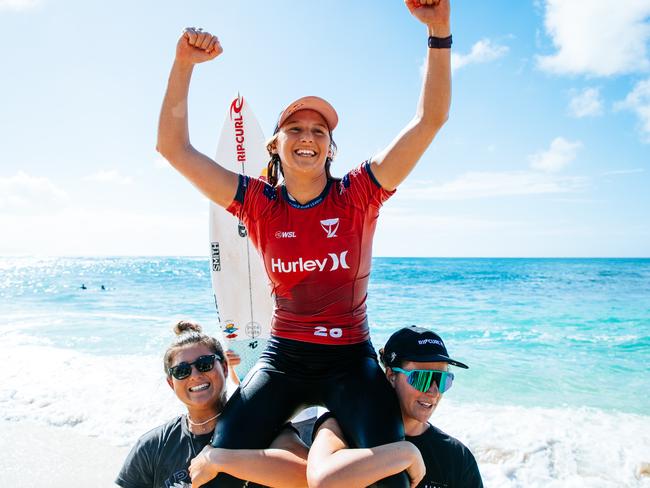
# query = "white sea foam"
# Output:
<box><xmin>2</xmin><ymin>335</ymin><xmax>650</xmax><ymax>486</ymax></box>
<box><xmin>434</xmin><ymin>400</ymin><xmax>650</xmax><ymax>487</ymax></box>
<box><xmin>0</xmin><ymin>336</ymin><xmax>181</xmax><ymax>446</ymax></box>
<box><xmin>3</xmin><ymin>310</ymin><xmax>172</xmax><ymax>324</ymax></box>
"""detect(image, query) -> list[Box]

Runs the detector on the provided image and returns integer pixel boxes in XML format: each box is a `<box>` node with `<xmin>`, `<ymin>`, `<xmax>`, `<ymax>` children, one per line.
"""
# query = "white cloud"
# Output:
<box><xmin>568</xmin><ymin>88</ymin><xmax>603</xmax><ymax>117</ymax></box>
<box><xmin>537</xmin><ymin>0</ymin><xmax>650</xmax><ymax>76</ymax></box>
<box><xmin>0</xmin><ymin>0</ymin><xmax>39</xmax><ymax>10</ymax></box>
<box><xmin>615</xmin><ymin>78</ymin><xmax>650</xmax><ymax>142</ymax></box>
<box><xmin>374</xmin><ymin>208</ymin><xmax>629</xmax><ymax>257</ymax></box>
<box><xmin>374</xmin><ymin>209</ymin><xmax>526</xmax><ymax>256</ymax></box>
<box><xmin>84</xmin><ymin>170</ymin><xmax>133</xmax><ymax>185</ymax></box>
<box><xmin>392</xmin><ymin>136</ymin><xmax>584</xmax><ymax>202</ymax></box>
<box><xmin>381</xmin><ymin>208</ymin><xmax>519</xmax><ymax>232</ymax></box>
<box><xmin>0</xmin><ymin>172</ymin><xmax>68</xmax><ymax>213</ymax></box>
<box><xmin>529</xmin><ymin>137</ymin><xmax>582</xmax><ymax>173</ymax></box>
<box><xmin>451</xmin><ymin>39</ymin><xmax>509</xmax><ymax>72</ymax></box>
<box><xmin>601</xmin><ymin>168</ymin><xmax>645</xmax><ymax>176</ymax></box>
<box><xmin>0</xmin><ymin>209</ymin><xmax>206</xmax><ymax>255</ymax></box>
<box><xmin>398</xmin><ymin>171</ymin><xmax>586</xmax><ymax>201</ymax></box>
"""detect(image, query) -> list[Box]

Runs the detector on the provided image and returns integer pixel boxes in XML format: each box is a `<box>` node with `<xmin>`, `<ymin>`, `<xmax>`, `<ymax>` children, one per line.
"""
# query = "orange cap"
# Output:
<box><xmin>276</xmin><ymin>96</ymin><xmax>338</xmax><ymax>131</ymax></box>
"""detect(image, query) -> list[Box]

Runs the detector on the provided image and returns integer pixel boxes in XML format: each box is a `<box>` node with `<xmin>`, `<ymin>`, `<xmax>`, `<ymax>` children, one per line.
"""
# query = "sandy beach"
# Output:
<box><xmin>0</xmin><ymin>421</ymin><xmax>128</xmax><ymax>488</ymax></box>
<box><xmin>4</xmin><ymin>402</ymin><xmax>650</xmax><ymax>488</ymax></box>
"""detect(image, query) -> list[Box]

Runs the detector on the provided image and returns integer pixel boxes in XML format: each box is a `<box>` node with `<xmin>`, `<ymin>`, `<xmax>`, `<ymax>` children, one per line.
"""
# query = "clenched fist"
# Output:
<box><xmin>176</xmin><ymin>27</ymin><xmax>223</xmax><ymax>65</ymax></box>
<box><xmin>405</xmin><ymin>0</ymin><xmax>451</xmax><ymax>32</ymax></box>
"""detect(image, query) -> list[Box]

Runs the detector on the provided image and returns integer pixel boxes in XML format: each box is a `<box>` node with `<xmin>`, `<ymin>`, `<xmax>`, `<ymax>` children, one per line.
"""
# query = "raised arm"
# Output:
<box><xmin>157</xmin><ymin>28</ymin><xmax>239</xmax><ymax>209</ymax></box>
<box><xmin>371</xmin><ymin>0</ymin><xmax>451</xmax><ymax>191</ymax></box>
<box><xmin>188</xmin><ymin>427</ymin><xmax>309</xmax><ymax>488</ymax></box>
<box><xmin>307</xmin><ymin>417</ymin><xmax>425</xmax><ymax>488</ymax></box>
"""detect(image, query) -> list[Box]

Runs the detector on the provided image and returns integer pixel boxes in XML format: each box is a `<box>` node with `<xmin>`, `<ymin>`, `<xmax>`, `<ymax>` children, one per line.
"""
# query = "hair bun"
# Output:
<box><xmin>173</xmin><ymin>320</ymin><xmax>203</xmax><ymax>335</ymax></box>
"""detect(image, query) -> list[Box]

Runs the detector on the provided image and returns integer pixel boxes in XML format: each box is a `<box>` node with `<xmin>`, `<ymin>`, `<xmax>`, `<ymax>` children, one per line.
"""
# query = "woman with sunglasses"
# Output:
<box><xmin>157</xmin><ymin>2</ymin><xmax>451</xmax><ymax>486</ymax></box>
<box><xmin>116</xmin><ymin>321</ymin><xmax>308</xmax><ymax>488</ymax></box>
<box><xmin>308</xmin><ymin>326</ymin><xmax>483</xmax><ymax>488</ymax></box>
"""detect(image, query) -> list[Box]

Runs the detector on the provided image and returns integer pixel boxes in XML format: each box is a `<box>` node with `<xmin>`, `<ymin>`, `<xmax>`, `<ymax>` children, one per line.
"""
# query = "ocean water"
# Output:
<box><xmin>1</xmin><ymin>256</ymin><xmax>649</xmax><ymax>486</ymax></box>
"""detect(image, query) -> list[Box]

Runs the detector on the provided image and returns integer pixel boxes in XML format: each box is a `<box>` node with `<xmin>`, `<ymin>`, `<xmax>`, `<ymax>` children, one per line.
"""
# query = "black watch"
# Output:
<box><xmin>428</xmin><ymin>35</ymin><xmax>452</xmax><ymax>49</ymax></box>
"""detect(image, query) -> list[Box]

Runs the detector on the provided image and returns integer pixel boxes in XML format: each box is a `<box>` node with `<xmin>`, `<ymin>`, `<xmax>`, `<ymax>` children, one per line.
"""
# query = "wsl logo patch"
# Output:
<box><xmin>320</xmin><ymin>218</ymin><xmax>339</xmax><ymax>238</ymax></box>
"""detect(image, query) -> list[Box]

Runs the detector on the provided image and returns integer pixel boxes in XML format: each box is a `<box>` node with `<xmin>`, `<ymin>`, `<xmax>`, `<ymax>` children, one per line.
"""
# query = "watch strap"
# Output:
<box><xmin>428</xmin><ymin>35</ymin><xmax>452</xmax><ymax>49</ymax></box>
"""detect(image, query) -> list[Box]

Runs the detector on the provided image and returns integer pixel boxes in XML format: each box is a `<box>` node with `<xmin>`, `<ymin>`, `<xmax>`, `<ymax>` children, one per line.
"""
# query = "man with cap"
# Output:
<box><xmin>308</xmin><ymin>326</ymin><xmax>483</xmax><ymax>488</ymax></box>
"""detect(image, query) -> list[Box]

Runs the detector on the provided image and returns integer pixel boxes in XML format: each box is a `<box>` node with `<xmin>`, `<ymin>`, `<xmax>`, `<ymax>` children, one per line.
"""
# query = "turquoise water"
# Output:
<box><xmin>368</xmin><ymin>258</ymin><xmax>650</xmax><ymax>415</ymax></box>
<box><xmin>2</xmin><ymin>257</ymin><xmax>649</xmax><ymax>415</ymax></box>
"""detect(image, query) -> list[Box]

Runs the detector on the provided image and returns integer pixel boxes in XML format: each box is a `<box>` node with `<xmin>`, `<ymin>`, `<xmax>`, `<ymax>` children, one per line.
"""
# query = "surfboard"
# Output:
<box><xmin>209</xmin><ymin>94</ymin><xmax>274</xmax><ymax>380</ymax></box>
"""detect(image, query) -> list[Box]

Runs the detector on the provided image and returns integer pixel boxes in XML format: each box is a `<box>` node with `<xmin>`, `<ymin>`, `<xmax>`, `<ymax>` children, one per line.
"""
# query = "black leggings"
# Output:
<box><xmin>204</xmin><ymin>337</ymin><xmax>408</xmax><ymax>488</ymax></box>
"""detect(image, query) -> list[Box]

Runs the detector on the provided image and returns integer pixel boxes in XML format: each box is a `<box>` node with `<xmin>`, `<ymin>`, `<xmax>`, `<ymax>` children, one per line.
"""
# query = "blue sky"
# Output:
<box><xmin>1</xmin><ymin>0</ymin><xmax>649</xmax><ymax>257</ymax></box>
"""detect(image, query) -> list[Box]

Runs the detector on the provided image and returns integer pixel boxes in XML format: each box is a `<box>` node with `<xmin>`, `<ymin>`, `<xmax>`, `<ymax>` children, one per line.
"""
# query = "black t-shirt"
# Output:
<box><xmin>117</xmin><ymin>415</ymin><xmax>301</xmax><ymax>488</ymax></box>
<box><xmin>116</xmin><ymin>415</ymin><xmax>211</xmax><ymax>488</ymax></box>
<box><xmin>407</xmin><ymin>424</ymin><xmax>483</xmax><ymax>488</ymax></box>
<box><xmin>313</xmin><ymin>413</ymin><xmax>483</xmax><ymax>488</ymax></box>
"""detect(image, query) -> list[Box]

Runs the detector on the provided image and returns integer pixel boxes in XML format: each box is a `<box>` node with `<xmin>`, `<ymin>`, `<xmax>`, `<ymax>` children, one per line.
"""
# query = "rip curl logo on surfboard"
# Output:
<box><xmin>222</xmin><ymin>320</ymin><xmax>239</xmax><ymax>339</ymax></box>
<box><xmin>229</xmin><ymin>95</ymin><xmax>244</xmax><ymax>120</ymax></box>
<box><xmin>229</xmin><ymin>95</ymin><xmax>247</xmax><ymax>165</ymax></box>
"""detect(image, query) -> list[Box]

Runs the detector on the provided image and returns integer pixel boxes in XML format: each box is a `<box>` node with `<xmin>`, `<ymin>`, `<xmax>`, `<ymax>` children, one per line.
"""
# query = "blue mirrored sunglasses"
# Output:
<box><xmin>392</xmin><ymin>367</ymin><xmax>454</xmax><ymax>394</ymax></box>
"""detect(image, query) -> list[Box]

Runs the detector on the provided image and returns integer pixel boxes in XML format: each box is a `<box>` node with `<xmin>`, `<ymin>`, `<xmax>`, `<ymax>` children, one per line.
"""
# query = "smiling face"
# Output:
<box><xmin>272</xmin><ymin>109</ymin><xmax>332</xmax><ymax>180</ymax></box>
<box><xmin>166</xmin><ymin>343</ymin><xmax>228</xmax><ymax>416</ymax></box>
<box><xmin>387</xmin><ymin>360</ymin><xmax>449</xmax><ymax>436</ymax></box>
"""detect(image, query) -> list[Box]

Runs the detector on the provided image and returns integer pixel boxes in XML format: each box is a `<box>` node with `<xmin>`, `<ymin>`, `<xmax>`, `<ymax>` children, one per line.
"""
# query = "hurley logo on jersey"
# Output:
<box><xmin>271</xmin><ymin>251</ymin><xmax>350</xmax><ymax>273</ymax></box>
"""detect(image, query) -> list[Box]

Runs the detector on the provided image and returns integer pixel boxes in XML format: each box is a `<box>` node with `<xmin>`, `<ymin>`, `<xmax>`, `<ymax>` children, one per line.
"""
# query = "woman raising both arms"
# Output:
<box><xmin>157</xmin><ymin>1</ymin><xmax>451</xmax><ymax>486</ymax></box>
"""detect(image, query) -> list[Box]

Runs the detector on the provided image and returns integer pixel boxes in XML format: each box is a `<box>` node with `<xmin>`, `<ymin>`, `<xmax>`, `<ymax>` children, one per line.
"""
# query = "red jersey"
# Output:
<box><xmin>227</xmin><ymin>162</ymin><xmax>394</xmax><ymax>345</ymax></box>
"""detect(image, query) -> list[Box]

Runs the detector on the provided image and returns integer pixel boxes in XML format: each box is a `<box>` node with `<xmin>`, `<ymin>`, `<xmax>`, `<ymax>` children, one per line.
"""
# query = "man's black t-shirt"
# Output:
<box><xmin>406</xmin><ymin>423</ymin><xmax>483</xmax><ymax>488</ymax></box>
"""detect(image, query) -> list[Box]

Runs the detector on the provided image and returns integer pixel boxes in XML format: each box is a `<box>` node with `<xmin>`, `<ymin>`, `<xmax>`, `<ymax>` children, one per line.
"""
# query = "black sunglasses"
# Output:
<box><xmin>168</xmin><ymin>354</ymin><xmax>222</xmax><ymax>380</ymax></box>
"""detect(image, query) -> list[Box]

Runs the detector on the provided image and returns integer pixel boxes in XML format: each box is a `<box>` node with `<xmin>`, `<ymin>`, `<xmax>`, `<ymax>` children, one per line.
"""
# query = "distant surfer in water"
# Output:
<box><xmin>157</xmin><ymin>1</ymin><xmax>451</xmax><ymax>486</ymax></box>
<box><xmin>116</xmin><ymin>320</ymin><xmax>308</xmax><ymax>488</ymax></box>
<box><xmin>309</xmin><ymin>326</ymin><xmax>483</xmax><ymax>487</ymax></box>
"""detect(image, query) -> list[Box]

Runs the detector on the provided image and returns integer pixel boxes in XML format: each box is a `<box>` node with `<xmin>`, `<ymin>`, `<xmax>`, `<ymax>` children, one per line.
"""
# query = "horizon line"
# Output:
<box><xmin>1</xmin><ymin>255</ymin><xmax>649</xmax><ymax>260</ymax></box>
